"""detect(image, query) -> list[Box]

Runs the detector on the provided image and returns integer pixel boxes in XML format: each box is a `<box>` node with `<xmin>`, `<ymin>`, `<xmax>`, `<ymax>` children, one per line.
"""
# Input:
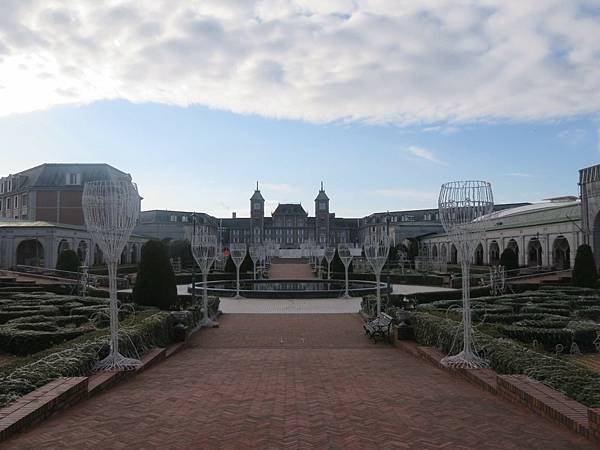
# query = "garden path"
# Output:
<box><xmin>5</xmin><ymin>314</ymin><xmax>593</xmax><ymax>449</ymax></box>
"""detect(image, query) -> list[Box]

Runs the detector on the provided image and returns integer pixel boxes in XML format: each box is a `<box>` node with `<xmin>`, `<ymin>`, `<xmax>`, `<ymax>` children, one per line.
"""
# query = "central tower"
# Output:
<box><xmin>250</xmin><ymin>182</ymin><xmax>265</xmax><ymax>243</ymax></box>
<box><xmin>315</xmin><ymin>182</ymin><xmax>330</xmax><ymax>245</ymax></box>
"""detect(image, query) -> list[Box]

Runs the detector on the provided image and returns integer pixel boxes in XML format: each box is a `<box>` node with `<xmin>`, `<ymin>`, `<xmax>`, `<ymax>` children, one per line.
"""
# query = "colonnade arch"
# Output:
<box><xmin>552</xmin><ymin>236</ymin><xmax>571</xmax><ymax>269</ymax></box>
<box><xmin>489</xmin><ymin>241</ymin><xmax>500</xmax><ymax>265</ymax></box>
<box><xmin>16</xmin><ymin>239</ymin><xmax>45</xmax><ymax>267</ymax></box>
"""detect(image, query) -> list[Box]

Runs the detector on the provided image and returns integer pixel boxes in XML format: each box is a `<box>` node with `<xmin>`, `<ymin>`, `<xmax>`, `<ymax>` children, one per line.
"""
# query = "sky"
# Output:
<box><xmin>1</xmin><ymin>0</ymin><xmax>599</xmax><ymax>218</ymax></box>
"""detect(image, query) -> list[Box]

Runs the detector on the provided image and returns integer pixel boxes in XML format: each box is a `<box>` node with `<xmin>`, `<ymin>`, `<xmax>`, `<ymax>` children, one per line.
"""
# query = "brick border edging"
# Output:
<box><xmin>393</xmin><ymin>340</ymin><xmax>600</xmax><ymax>444</ymax></box>
<box><xmin>0</xmin><ymin>321</ymin><xmax>202</xmax><ymax>444</ymax></box>
<box><xmin>0</xmin><ymin>377</ymin><xmax>88</xmax><ymax>442</ymax></box>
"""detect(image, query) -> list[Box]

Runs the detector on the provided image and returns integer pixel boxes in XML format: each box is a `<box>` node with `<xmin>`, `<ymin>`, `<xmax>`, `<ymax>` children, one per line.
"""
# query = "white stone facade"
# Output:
<box><xmin>419</xmin><ymin>200</ymin><xmax>581</xmax><ymax>269</ymax></box>
<box><xmin>0</xmin><ymin>221</ymin><xmax>147</xmax><ymax>270</ymax></box>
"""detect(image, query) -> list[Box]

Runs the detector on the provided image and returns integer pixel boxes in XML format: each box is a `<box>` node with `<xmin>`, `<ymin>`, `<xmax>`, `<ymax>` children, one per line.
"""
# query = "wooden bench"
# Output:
<box><xmin>363</xmin><ymin>312</ymin><xmax>393</xmax><ymax>343</ymax></box>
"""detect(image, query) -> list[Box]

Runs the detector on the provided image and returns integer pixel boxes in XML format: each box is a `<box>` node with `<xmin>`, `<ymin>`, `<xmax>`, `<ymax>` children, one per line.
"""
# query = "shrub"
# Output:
<box><xmin>55</xmin><ymin>249</ymin><xmax>80</xmax><ymax>273</ymax></box>
<box><xmin>133</xmin><ymin>240</ymin><xmax>177</xmax><ymax>310</ymax></box>
<box><xmin>499</xmin><ymin>248</ymin><xmax>519</xmax><ymax>272</ymax></box>
<box><xmin>572</xmin><ymin>244</ymin><xmax>598</xmax><ymax>288</ymax></box>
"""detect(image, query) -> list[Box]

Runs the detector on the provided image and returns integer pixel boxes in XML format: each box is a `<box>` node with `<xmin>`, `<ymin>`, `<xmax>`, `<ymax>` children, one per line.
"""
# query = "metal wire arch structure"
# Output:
<box><xmin>249</xmin><ymin>245</ymin><xmax>261</xmax><ymax>280</ymax></box>
<box><xmin>82</xmin><ymin>179</ymin><xmax>141</xmax><ymax>371</ymax></box>
<box><xmin>364</xmin><ymin>234</ymin><xmax>391</xmax><ymax>315</ymax></box>
<box><xmin>438</xmin><ymin>180</ymin><xmax>493</xmax><ymax>369</ymax></box>
<box><xmin>191</xmin><ymin>231</ymin><xmax>219</xmax><ymax>328</ymax></box>
<box><xmin>324</xmin><ymin>246</ymin><xmax>336</xmax><ymax>280</ymax></box>
<box><xmin>337</xmin><ymin>243</ymin><xmax>354</xmax><ymax>299</ymax></box>
<box><xmin>229</xmin><ymin>243</ymin><xmax>247</xmax><ymax>299</ymax></box>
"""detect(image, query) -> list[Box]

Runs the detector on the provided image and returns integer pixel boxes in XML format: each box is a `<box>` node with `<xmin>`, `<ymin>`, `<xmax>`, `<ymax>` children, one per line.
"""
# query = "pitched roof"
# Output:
<box><xmin>13</xmin><ymin>163</ymin><xmax>130</xmax><ymax>190</ymax></box>
<box><xmin>315</xmin><ymin>189</ymin><xmax>329</xmax><ymax>201</ymax></box>
<box><xmin>272</xmin><ymin>203</ymin><xmax>307</xmax><ymax>216</ymax></box>
<box><xmin>250</xmin><ymin>189</ymin><xmax>264</xmax><ymax>201</ymax></box>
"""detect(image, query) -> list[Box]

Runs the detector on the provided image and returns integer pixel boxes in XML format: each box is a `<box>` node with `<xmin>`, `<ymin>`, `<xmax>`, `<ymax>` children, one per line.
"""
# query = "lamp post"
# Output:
<box><xmin>438</xmin><ymin>180</ymin><xmax>493</xmax><ymax>369</ymax></box>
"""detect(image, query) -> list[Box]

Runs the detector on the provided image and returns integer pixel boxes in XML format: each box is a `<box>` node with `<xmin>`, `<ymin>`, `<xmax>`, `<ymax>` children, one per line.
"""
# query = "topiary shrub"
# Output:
<box><xmin>56</xmin><ymin>249</ymin><xmax>80</xmax><ymax>273</ymax></box>
<box><xmin>133</xmin><ymin>240</ymin><xmax>177</xmax><ymax>310</ymax></box>
<box><xmin>572</xmin><ymin>244</ymin><xmax>598</xmax><ymax>288</ymax></box>
<box><xmin>499</xmin><ymin>248</ymin><xmax>519</xmax><ymax>272</ymax></box>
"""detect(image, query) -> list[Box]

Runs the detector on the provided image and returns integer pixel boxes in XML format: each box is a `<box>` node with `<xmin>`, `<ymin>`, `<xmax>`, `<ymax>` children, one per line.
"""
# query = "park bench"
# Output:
<box><xmin>363</xmin><ymin>312</ymin><xmax>393</xmax><ymax>343</ymax></box>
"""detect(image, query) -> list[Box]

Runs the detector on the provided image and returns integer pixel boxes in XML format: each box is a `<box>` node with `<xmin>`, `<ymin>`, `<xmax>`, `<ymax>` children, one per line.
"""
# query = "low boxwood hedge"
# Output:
<box><xmin>0</xmin><ymin>311</ymin><xmax>176</xmax><ymax>407</ymax></box>
<box><xmin>410</xmin><ymin>312</ymin><xmax>600</xmax><ymax>407</ymax></box>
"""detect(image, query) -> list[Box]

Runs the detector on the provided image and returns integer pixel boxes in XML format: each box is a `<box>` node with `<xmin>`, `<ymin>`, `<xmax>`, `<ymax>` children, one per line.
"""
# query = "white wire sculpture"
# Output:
<box><xmin>337</xmin><ymin>243</ymin><xmax>354</xmax><ymax>299</ymax></box>
<box><xmin>82</xmin><ymin>179</ymin><xmax>141</xmax><ymax>371</ymax></box>
<box><xmin>190</xmin><ymin>231</ymin><xmax>219</xmax><ymax>328</ymax></box>
<box><xmin>229</xmin><ymin>243</ymin><xmax>247</xmax><ymax>299</ymax></box>
<box><xmin>249</xmin><ymin>245</ymin><xmax>260</xmax><ymax>280</ymax></box>
<box><xmin>364</xmin><ymin>234</ymin><xmax>390</xmax><ymax>315</ymax></box>
<box><xmin>258</xmin><ymin>245</ymin><xmax>267</xmax><ymax>278</ymax></box>
<box><xmin>438</xmin><ymin>180</ymin><xmax>493</xmax><ymax>369</ymax></box>
<box><xmin>324</xmin><ymin>246</ymin><xmax>336</xmax><ymax>280</ymax></box>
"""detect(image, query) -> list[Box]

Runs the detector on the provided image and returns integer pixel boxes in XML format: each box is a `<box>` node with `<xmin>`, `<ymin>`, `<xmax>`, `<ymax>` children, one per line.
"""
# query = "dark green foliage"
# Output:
<box><xmin>499</xmin><ymin>248</ymin><xmax>519</xmax><ymax>272</ymax></box>
<box><xmin>55</xmin><ymin>249</ymin><xmax>80</xmax><ymax>273</ymax></box>
<box><xmin>133</xmin><ymin>240</ymin><xmax>178</xmax><ymax>310</ymax></box>
<box><xmin>572</xmin><ymin>244</ymin><xmax>598</xmax><ymax>288</ymax></box>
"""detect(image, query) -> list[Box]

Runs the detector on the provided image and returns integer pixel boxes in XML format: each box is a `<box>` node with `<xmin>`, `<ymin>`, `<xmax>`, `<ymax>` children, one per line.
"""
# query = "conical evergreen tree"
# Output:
<box><xmin>133</xmin><ymin>240</ymin><xmax>177</xmax><ymax>310</ymax></box>
<box><xmin>572</xmin><ymin>244</ymin><xmax>597</xmax><ymax>288</ymax></box>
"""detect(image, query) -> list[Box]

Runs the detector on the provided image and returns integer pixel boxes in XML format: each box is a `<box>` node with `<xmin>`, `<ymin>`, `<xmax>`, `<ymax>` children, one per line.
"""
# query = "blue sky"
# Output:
<box><xmin>1</xmin><ymin>1</ymin><xmax>599</xmax><ymax>217</ymax></box>
<box><xmin>2</xmin><ymin>101</ymin><xmax>598</xmax><ymax>217</ymax></box>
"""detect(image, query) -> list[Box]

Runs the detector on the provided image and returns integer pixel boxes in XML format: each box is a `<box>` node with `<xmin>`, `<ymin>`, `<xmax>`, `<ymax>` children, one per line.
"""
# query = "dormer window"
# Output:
<box><xmin>66</xmin><ymin>173</ymin><xmax>81</xmax><ymax>185</ymax></box>
<box><xmin>319</xmin><ymin>202</ymin><xmax>326</xmax><ymax>210</ymax></box>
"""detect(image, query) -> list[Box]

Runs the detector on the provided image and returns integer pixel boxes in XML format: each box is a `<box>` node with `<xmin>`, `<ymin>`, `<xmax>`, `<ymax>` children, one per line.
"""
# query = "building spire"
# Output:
<box><xmin>320</xmin><ymin>181</ymin><xmax>324</xmax><ymax>191</ymax></box>
<box><xmin>256</xmin><ymin>181</ymin><xmax>259</xmax><ymax>191</ymax></box>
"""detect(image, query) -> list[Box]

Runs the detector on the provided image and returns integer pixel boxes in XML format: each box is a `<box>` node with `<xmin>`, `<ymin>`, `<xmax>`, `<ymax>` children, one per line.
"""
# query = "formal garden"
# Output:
<box><xmin>362</xmin><ymin>284</ymin><xmax>600</xmax><ymax>408</ymax></box>
<box><xmin>0</xmin><ymin>235</ymin><xmax>221</xmax><ymax>409</ymax></box>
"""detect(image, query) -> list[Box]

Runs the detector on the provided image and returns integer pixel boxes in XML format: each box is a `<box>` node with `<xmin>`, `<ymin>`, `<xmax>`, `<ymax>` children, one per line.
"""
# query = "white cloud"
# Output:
<box><xmin>406</xmin><ymin>146</ymin><xmax>446</xmax><ymax>165</ymax></box>
<box><xmin>0</xmin><ymin>1</ymin><xmax>599</xmax><ymax>124</ymax></box>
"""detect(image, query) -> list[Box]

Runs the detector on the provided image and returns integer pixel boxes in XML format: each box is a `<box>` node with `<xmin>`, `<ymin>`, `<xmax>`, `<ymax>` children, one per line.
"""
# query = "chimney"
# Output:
<box><xmin>232</xmin><ymin>212</ymin><xmax>237</xmax><ymax>219</ymax></box>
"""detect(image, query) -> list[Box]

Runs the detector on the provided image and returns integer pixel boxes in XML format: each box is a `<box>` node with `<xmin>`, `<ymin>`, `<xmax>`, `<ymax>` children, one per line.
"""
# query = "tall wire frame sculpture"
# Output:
<box><xmin>338</xmin><ymin>243</ymin><xmax>354</xmax><ymax>299</ymax></box>
<box><xmin>82</xmin><ymin>179</ymin><xmax>141</xmax><ymax>371</ymax></box>
<box><xmin>229</xmin><ymin>243</ymin><xmax>247</xmax><ymax>299</ymax></box>
<box><xmin>364</xmin><ymin>234</ymin><xmax>390</xmax><ymax>315</ymax></box>
<box><xmin>190</xmin><ymin>231</ymin><xmax>219</xmax><ymax>328</ymax></box>
<box><xmin>249</xmin><ymin>245</ymin><xmax>260</xmax><ymax>280</ymax></box>
<box><xmin>324</xmin><ymin>246</ymin><xmax>336</xmax><ymax>280</ymax></box>
<box><xmin>438</xmin><ymin>180</ymin><xmax>493</xmax><ymax>369</ymax></box>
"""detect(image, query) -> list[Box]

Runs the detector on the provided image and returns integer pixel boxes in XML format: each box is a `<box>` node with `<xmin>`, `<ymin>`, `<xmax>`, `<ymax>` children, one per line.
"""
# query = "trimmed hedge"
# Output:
<box><xmin>410</xmin><ymin>312</ymin><xmax>600</xmax><ymax>407</ymax></box>
<box><xmin>0</xmin><ymin>311</ymin><xmax>176</xmax><ymax>407</ymax></box>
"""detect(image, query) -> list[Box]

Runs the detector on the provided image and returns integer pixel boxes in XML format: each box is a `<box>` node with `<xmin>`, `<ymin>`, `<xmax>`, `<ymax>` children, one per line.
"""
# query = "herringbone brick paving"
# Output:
<box><xmin>5</xmin><ymin>314</ymin><xmax>593</xmax><ymax>449</ymax></box>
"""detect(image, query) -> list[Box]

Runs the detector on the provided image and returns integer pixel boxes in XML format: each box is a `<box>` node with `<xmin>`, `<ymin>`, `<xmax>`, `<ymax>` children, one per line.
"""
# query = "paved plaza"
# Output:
<box><xmin>5</xmin><ymin>313</ymin><xmax>592</xmax><ymax>449</ymax></box>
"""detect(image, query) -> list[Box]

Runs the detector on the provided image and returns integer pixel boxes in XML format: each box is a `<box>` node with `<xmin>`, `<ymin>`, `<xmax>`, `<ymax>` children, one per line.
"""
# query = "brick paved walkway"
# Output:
<box><xmin>5</xmin><ymin>314</ymin><xmax>593</xmax><ymax>449</ymax></box>
<box><xmin>269</xmin><ymin>262</ymin><xmax>316</xmax><ymax>279</ymax></box>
